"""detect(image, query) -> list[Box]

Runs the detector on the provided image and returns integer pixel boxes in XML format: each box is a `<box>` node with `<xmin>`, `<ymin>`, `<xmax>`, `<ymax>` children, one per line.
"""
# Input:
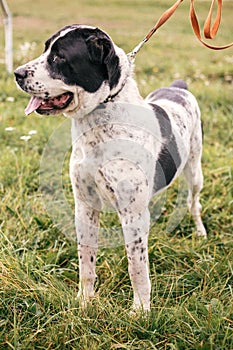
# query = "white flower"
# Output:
<box><xmin>20</xmin><ymin>135</ymin><xmax>31</xmax><ymax>141</ymax></box>
<box><xmin>5</xmin><ymin>127</ymin><xmax>15</xmax><ymax>131</ymax></box>
<box><xmin>28</xmin><ymin>130</ymin><xmax>37</xmax><ymax>135</ymax></box>
<box><xmin>6</xmin><ymin>97</ymin><xmax>15</xmax><ymax>102</ymax></box>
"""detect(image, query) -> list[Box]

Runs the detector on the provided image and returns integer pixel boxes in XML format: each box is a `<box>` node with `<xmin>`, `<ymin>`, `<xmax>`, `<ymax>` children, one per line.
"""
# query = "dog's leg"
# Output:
<box><xmin>185</xmin><ymin>168</ymin><xmax>207</xmax><ymax>237</ymax></box>
<box><xmin>120</xmin><ymin>208</ymin><xmax>151</xmax><ymax>311</ymax></box>
<box><xmin>96</xmin><ymin>162</ymin><xmax>152</xmax><ymax>311</ymax></box>
<box><xmin>75</xmin><ymin>199</ymin><xmax>99</xmax><ymax>306</ymax></box>
<box><xmin>184</xmin><ymin>128</ymin><xmax>207</xmax><ymax>237</ymax></box>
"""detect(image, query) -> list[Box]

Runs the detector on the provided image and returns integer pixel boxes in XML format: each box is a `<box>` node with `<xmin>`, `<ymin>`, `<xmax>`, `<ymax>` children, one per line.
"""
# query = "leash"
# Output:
<box><xmin>128</xmin><ymin>0</ymin><xmax>233</xmax><ymax>59</ymax></box>
<box><xmin>190</xmin><ymin>0</ymin><xmax>233</xmax><ymax>50</ymax></box>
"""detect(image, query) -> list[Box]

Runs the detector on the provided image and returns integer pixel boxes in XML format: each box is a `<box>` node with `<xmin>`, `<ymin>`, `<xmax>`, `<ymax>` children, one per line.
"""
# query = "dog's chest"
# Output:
<box><xmin>70</xmin><ymin>121</ymin><xmax>157</xmax><ymax>178</ymax></box>
<box><xmin>70</xmin><ymin>105</ymin><xmax>161</xmax><ymax>206</ymax></box>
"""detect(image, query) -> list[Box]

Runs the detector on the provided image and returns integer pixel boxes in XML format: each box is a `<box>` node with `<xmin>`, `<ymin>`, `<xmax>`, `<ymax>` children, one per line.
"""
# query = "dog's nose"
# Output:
<box><xmin>14</xmin><ymin>67</ymin><xmax>28</xmax><ymax>84</ymax></box>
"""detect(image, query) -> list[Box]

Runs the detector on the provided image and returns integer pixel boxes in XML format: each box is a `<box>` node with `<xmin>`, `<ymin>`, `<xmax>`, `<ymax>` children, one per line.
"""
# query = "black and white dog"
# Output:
<box><xmin>15</xmin><ymin>25</ymin><xmax>206</xmax><ymax>311</ymax></box>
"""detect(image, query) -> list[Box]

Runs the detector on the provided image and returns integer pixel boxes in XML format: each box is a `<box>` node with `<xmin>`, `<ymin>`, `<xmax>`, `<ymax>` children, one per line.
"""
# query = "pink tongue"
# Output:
<box><xmin>25</xmin><ymin>96</ymin><xmax>42</xmax><ymax>116</ymax></box>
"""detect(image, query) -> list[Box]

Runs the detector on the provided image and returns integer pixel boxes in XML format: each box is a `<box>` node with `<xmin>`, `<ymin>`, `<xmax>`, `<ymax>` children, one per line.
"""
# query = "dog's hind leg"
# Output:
<box><xmin>183</xmin><ymin>122</ymin><xmax>207</xmax><ymax>238</ymax></box>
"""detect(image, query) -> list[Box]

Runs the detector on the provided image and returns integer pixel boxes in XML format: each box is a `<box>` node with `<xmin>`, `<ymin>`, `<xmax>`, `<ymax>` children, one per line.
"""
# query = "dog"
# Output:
<box><xmin>14</xmin><ymin>24</ymin><xmax>207</xmax><ymax>311</ymax></box>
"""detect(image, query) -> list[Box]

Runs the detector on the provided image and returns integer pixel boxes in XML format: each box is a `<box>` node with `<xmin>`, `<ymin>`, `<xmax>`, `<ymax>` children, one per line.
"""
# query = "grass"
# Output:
<box><xmin>0</xmin><ymin>0</ymin><xmax>233</xmax><ymax>349</ymax></box>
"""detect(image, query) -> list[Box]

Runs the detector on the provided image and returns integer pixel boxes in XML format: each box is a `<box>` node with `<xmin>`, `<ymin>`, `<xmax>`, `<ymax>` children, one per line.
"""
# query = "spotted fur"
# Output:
<box><xmin>15</xmin><ymin>25</ymin><xmax>207</xmax><ymax>311</ymax></box>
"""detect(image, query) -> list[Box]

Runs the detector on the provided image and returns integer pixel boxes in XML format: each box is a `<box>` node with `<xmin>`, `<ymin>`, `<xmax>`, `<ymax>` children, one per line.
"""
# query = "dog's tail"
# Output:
<box><xmin>170</xmin><ymin>79</ymin><xmax>188</xmax><ymax>90</ymax></box>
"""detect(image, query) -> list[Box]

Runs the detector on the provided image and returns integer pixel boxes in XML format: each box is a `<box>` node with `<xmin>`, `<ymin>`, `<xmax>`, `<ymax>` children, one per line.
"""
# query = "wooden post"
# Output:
<box><xmin>0</xmin><ymin>0</ymin><xmax>13</xmax><ymax>73</ymax></box>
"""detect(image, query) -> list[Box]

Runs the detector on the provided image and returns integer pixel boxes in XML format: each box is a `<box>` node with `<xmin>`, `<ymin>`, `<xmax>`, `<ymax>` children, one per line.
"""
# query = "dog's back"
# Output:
<box><xmin>145</xmin><ymin>80</ymin><xmax>202</xmax><ymax>193</ymax></box>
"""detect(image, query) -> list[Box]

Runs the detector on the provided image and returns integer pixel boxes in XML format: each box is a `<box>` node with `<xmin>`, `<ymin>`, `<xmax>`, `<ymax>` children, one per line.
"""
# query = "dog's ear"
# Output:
<box><xmin>86</xmin><ymin>33</ymin><xmax>121</xmax><ymax>89</ymax></box>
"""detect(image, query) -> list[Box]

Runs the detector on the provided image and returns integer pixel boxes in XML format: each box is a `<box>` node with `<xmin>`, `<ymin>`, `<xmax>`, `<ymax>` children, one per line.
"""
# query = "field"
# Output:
<box><xmin>0</xmin><ymin>0</ymin><xmax>233</xmax><ymax>349</ymax></box>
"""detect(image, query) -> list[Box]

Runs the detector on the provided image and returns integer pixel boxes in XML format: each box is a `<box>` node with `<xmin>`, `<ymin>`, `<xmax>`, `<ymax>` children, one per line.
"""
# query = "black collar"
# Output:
<box><xmin>103</xmin><ymin>89</ymin><xmax>122</xmax><ymax>103</ymax></box>
<box><xmin>103</xmin><ymin>72</ymin><xmax>130</xmax><ymax>104</ymax></box>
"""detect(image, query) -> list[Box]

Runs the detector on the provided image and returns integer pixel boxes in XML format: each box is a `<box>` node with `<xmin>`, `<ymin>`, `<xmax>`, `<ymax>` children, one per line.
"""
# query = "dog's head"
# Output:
<box><xmin>15</xmin><ymin>25</ymin><xmax>130</xmax><ymax>118</ymax></box>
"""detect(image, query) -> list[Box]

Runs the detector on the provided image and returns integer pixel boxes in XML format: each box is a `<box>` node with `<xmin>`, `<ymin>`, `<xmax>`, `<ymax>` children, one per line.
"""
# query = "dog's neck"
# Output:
<box><xmin>106</xmin><ymin>75</ymin><xmax>144</xmax><ymax>104</ymax></box>
<box><xmin>70</xmin><ymin>75</ymin><xmax>151</xmax><ymax>144</ymax></box>
<box><xmin>104</xmin><ymin>46</ymin><xmax>145</xmax><ymax>105</ymax></box>
<box><xmin>65</xmin><ymin>75</ymin><xmax>146</xmax><ymax>120</ymax></box>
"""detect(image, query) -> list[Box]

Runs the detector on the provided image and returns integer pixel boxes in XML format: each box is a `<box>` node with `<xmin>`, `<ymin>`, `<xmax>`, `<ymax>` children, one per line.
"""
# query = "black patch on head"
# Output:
<box><xmin>44</xmin><ymin>25</ymin><xmax>83</xmax><ymax>52</ymax></box>
<box><xmin>150</xmin><ymin>104</ymin><xmax>181</xmax><ymax>193</ymax></box>
<box><xmin>46</xmin><ymin>26</ymin><xmax>121</xmax><ymax>92</ymax></box>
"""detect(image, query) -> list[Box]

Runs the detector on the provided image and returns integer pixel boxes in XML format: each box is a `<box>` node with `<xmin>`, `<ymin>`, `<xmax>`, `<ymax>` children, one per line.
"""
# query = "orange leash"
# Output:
<box><xmin>145</xmin><ymin>0</ymin><xmax>184</xmax><ymax>41</ymax></box>
<box><xmin>190</xmin><ymin>0</ymin><xmax>233</xmax><ymax>50</ymax></box>
<box><xmin>129</xmin><ymin>0</ymin><xmax>233</xmax><ymax>58</ymax></box>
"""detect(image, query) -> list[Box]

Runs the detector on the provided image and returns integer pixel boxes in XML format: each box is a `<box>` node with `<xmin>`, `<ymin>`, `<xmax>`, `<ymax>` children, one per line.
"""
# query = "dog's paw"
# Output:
<box><xmin>77</xmin><ymin>290</ymin><xmax>96</xmax><ymax>309</ymax></box>
<box><xmin>195</xmin><ymin>224</ymin><xmax>207</xmax><ymax>239</ymax></box>
<box><xmin>129</xmin><ymin>306</ymin><xmax>151</xmax><ymax>318</ymax></box>
<box><xmin>129</xmin><ymin>301</ymin><xmax>151</xmax><ymax>317</ymax></box>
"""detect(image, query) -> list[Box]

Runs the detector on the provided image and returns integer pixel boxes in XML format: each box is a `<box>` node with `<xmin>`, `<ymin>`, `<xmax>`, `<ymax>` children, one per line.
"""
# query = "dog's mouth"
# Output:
<box><xmin>25</xmin><ymin>92</ymin><xmax>74</xmax><ymax>115</ymax></box>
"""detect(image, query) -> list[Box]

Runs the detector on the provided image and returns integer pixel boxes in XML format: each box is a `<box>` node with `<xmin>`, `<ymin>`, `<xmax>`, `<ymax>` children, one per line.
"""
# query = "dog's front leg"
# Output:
<box><xmin>75</xmin><ymin>199</ymin><xmax>99</xmax><ymax>307</ymax></box>
<box><xmin>121</xmin><ymin>208</ymin><xmax>151</xmax><ymax>312</ymax></box>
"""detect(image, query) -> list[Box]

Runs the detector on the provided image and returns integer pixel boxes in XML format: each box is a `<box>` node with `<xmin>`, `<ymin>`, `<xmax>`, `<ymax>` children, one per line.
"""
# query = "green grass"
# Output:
<box><xmin>0</xmin><ymin>0</ymin><xmax>233</xmax><ymax>349</ymax></box>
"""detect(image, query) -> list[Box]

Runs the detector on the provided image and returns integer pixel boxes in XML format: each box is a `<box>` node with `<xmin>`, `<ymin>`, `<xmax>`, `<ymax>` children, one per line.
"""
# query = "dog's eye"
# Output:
<box><xmin>53</xmin><ymin>55</ymin><xmax>66</xmax><ymax>63</ymax></box>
